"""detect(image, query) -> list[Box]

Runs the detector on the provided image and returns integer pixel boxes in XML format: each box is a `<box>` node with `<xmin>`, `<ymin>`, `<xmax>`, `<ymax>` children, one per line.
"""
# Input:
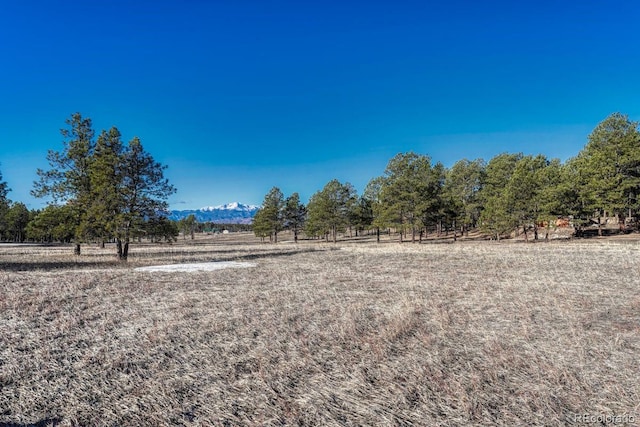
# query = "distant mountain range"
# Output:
<box><xmin>168</xmin><ymin>202</ymin><xmax>259</xmax><ymax>224</ymax></box>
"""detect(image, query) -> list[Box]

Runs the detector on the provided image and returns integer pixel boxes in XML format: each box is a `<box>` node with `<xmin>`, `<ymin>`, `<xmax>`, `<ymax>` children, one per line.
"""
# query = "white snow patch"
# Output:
<box><xmin>134</xmin><ymin>261</ymin><xmax>256</xmax><ymax>273</ymax></box>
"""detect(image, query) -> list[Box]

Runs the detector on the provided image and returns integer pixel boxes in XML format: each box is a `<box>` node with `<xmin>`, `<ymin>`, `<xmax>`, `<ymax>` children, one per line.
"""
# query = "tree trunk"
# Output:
<box><xmin>376</xmin><ymin>227</ymin><xmax>380</xmax><ymax>243</ymax></box>
<box><xmin>119</xmin><ymin>224</ymin><xmax>131</xmax><ymax>261</ymax></box>
<box><xmin>117</xmin><ymin>239</ymin><xmax>123</xmax><ymax>259</ymax></box>
<box><xmin>74</xmin><ymin>243</ymin><xmax>81</xmax><ymax>255</ymax></box>
<box><xmin>274</xmin><ymin>231</ymin><xmax>278</xmax><ymax>243</ymax></box>
<box><xmin>453</xmin><ymin>220</ymin><xmax>457</xmax><ymax>242</ymax></box>
<box><xmin>294</xmin><ymin>228</ymin><xmax>298</xmax><ymax>243</ymax></box>
<box><xmin>123</xmin><ymin>242</ymin><xmax>129</xmax><ymax>260</ymax></box>
<box><xmin>598</xmin><ymin>216</ymin><xmax>603</xmax><ymax>237</ymax></box>
<box><xmin>411</xmin><ymin>227</ymin><xmax>416</xmax><ymax>243</ymax></box>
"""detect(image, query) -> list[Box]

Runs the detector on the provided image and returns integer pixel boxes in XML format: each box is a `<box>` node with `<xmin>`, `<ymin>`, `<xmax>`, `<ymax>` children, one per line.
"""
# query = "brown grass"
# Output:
<box><xmin>1</xmin><ymin>235</ymin><xmax>639</xmax><ymax>426</ymax></box>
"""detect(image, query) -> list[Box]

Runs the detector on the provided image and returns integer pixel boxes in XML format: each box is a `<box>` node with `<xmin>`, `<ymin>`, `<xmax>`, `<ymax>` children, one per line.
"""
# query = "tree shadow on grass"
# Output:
<box><xmin>0</xmin><ymin>420</ymin><xmax>62</xmax><ymax>427</ymax></box>
<box><xmin>0</xmin><ymin>248</ymin><xmax>332</xmax><ymax>272</ymax></box>
<box><xmin>0</xmin><ymin>260</ymin><xmax>124</xmax><ymax>272</ymax></box>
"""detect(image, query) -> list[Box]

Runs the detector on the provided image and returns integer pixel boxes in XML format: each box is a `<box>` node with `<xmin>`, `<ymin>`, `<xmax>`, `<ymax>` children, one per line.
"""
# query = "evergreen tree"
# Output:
<box><xmin>254</xmin><ymin>187</ymin><xmax>285</xmax><ymax>242</ymax></box>
<box><xmin>85</xmin><ymin>127</ymin><xmax>123</xmax><ymax>247</ymax></box>
<box><xmin>363</xmin><ymin>176</ymin><xmax>385</xmax><ymax>242</ymax></box>
<box><xmin>32</xmin><ymin>113</ymin><xmax>95</xmax><ymax>254</ymax></box>
<box><xmin>504</xmin><ymin>154</ymin><xmax>550</xmax><ymax>241</ymax></box>
<box><xmin>252</xmin><ymin>208</ymin><xmax>272</xmax><ymax>242</ymax></box>
<box><xmin>306</xmin><ymin>179</ymin><xmax>356</xmax><ymax>243</ymax></box>
<box><xmin>283</xmin><ymin>192</ymin><xmax>306</xmax><ymax>243</ymax></box>
<box><xmin>0</xmin><ymin>168</ymin><xmax>9</xmax><ymax>240</ymax></box>
<box><xmin>443</xmin><ymin>158</ymin><xmax>485</xmax><ymax>236</ymax></box>
<box><xmin>532</xmin><ymin>158</ymin><xmax>568</xmax><ymax>239</ymax></box>
<box><xmin>572</xmin><ymin>113</ymin><xmax>640</xmax><ymax>233</ymax></box>
<box><xmin>378</xmin><ymin>152</ymin><xmax>442</xmax><ymax>242</ymax></box>
<box><xmin>178</xmin><ymin>214</ymin><xmax>197</xmax><ymax>240</ymax></box>
<box><xmin>33</xmin><ymin>113</ymin><xmax>175</xmax><ymax>259</ymax></box>
<box><xmin>145</xmin><ymin>217</ymin><xmax>179</xmax><ymax>242</ymax></box>
<box><xmin>116</xmin><ymin>137</ymin><xmax>175</xmax><ymax>259</ymax></box>
<box><xmin>349</xmin><ymin>196</ymin><xmax>374</xmax><ymax>238</ymax></box>
<box><xmin>5</xmin><ymin>203</ymin><xmax>30</xmax><ymax>242</ymax></box>
<box><xmin>418</xmin><ymin>161</ymin><xmax>446</xmax><ymax>240</ymax></box>
<box><xmin>25</xmin><ymin>205</ymin><xmax>77</xmax><ymax>243</ymax></box>
<box><xmin>478</xmin><ymin>153</ymin><xmax>522</xmax><ymax>240</ymax></box>
<box><xmin>0</xmin><ymin>166</ymin><xmax>9</xmax><ymax>202</ymax></box>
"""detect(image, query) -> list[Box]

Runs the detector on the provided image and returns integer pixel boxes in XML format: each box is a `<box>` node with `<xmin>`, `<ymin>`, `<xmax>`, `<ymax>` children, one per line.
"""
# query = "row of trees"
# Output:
<box><xmin>0</xmin><ymin>171</ymin><xmax>31</xmax><ymax>242</ymax></box>
<box><xmin>253</xmin><ymin>113</ymin><xmax>640</xmax><ymax>242</ymax></box>
<box><xmin>1</xmin><ymin>111</ymin><xmax>637</xmax><ymax>251</ymax></box>
<box><xmin>252</xmin><ymin>188</ymin><xmax>306</xmax><ymax>242</ymax></box>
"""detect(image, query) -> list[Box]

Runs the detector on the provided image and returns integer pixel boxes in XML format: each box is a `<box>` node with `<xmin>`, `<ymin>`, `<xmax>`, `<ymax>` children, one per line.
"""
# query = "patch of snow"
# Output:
<box><xmin>134</xmin><ymin>261</ymin><xmax>256</xmax><ymax>273</ymax></box>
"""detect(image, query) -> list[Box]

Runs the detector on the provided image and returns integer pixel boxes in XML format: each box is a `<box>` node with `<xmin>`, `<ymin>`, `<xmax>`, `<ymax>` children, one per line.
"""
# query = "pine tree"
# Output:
<box><xmin>378</xmin><ymin>152</ymin><xmax>443</xmax><ymax>243</ymax></box>
<box><xmin>0</xmin><ymin>166</ymin><xmax>9</xmax><ymax>202</ymax></box>
<box><xmin>478</xmin><ymin>153</ymin><xmax>522</xmax><ymax>240</ymax></box>
<box><xmin>443</xmin><ymin>158</ymin><xmax>485</xmax><ymax>236</ymax></box>
<box><xmin>572</xmin><ymin>113</ymin><xmax>640</xmax><ymax>233</ymax></box>
<box><xmin>283</xmin><ymin>193</ymin><xmax>306</xmax><ymax>243</ymax></box>
<box><xmin>33</xmin><ymin>113</ymin><xmax>175</xmax><ymax>259</ymax></box>
<box><xmin>306</xmin><ymin>180</ymin><xmax>356</xmax><ymax>243</ymax></box>
<box><xmin>116</xmin><ymin>137</ymin><xmax>175</xmax><ymax>259</ymax></box>
<box><xmin>254</xmin><ymin>187</ymin><xmax>284</xmax><ymax>242</ymax></box>
<box><xmin>363</xmin><ymin>177</ymin><xmax>385</xmax><ymax>242</ymax></box>
<box><xmin>504</xmin><ymin>154</ymin><xmax>550</xmax><ymax>241</ymax></box>
<box><xmin>33</xmin><ymin>113</ymin><xmax>95</xmax><ymax>254</ymax></box>
<box><xmin>86</xmin><ymin>127</ymin><xmax>124</xmax><ymax>247</ymax></box>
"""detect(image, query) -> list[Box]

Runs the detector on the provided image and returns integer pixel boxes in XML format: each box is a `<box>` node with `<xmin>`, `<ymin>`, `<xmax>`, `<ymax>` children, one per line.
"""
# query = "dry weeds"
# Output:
<box><xmin>1</xmin><ymin>236</ymin><xmax>639</xmax><ymax>426</ymax></box>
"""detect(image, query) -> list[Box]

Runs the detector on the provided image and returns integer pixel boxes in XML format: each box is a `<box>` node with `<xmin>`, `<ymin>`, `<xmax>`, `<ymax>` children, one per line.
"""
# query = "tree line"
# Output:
<box><xmin>253</xmin><ymin>113</ymin><xmax>640</xmax><ymax>242</ymax></box>
<box><xmin>1</xmin><ymin>112</ymin><xmax>638</xmax><ymax>252</ymax></box>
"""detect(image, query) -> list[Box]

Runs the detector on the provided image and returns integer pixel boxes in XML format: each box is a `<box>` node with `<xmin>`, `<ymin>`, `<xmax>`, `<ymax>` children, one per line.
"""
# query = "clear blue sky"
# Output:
<box><xmin>2</xmin><ymin>0</ymin><xmax>640</xmax><ymax>210</ymax></box>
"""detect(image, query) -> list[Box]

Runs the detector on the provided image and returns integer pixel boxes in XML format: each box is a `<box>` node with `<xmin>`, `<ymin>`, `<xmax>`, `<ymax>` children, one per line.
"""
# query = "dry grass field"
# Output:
<box><xmin>1</xmin><ymin>234</ymin><xmax>639</xmax><ymax>426</ymax></box>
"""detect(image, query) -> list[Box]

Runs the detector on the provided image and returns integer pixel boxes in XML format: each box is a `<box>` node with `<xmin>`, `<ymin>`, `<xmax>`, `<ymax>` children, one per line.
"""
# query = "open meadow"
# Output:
<box><xmin>1</xmin><ymin>234</ymin><xmax>639</xmax><ymax>426</ymax></box>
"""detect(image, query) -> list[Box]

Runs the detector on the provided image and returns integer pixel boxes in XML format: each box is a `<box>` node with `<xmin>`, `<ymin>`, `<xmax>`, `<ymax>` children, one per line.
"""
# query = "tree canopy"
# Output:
<box><xmin>32</xmin><ymin>113</ymin><xmax>175</xmax><ymax>259</ymax></box>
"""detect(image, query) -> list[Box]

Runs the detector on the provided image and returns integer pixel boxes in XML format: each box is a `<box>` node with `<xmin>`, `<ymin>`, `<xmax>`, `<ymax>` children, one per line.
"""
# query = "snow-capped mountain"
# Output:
<box><xmin>168</xmin><ymin>202</ymin><xmax>260</xmax><ymax>224</ymax></box>
<box><xmin>199</xmin><ymin>202</ymin><xmax>259</xmax><ymax>212</ymax></box>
